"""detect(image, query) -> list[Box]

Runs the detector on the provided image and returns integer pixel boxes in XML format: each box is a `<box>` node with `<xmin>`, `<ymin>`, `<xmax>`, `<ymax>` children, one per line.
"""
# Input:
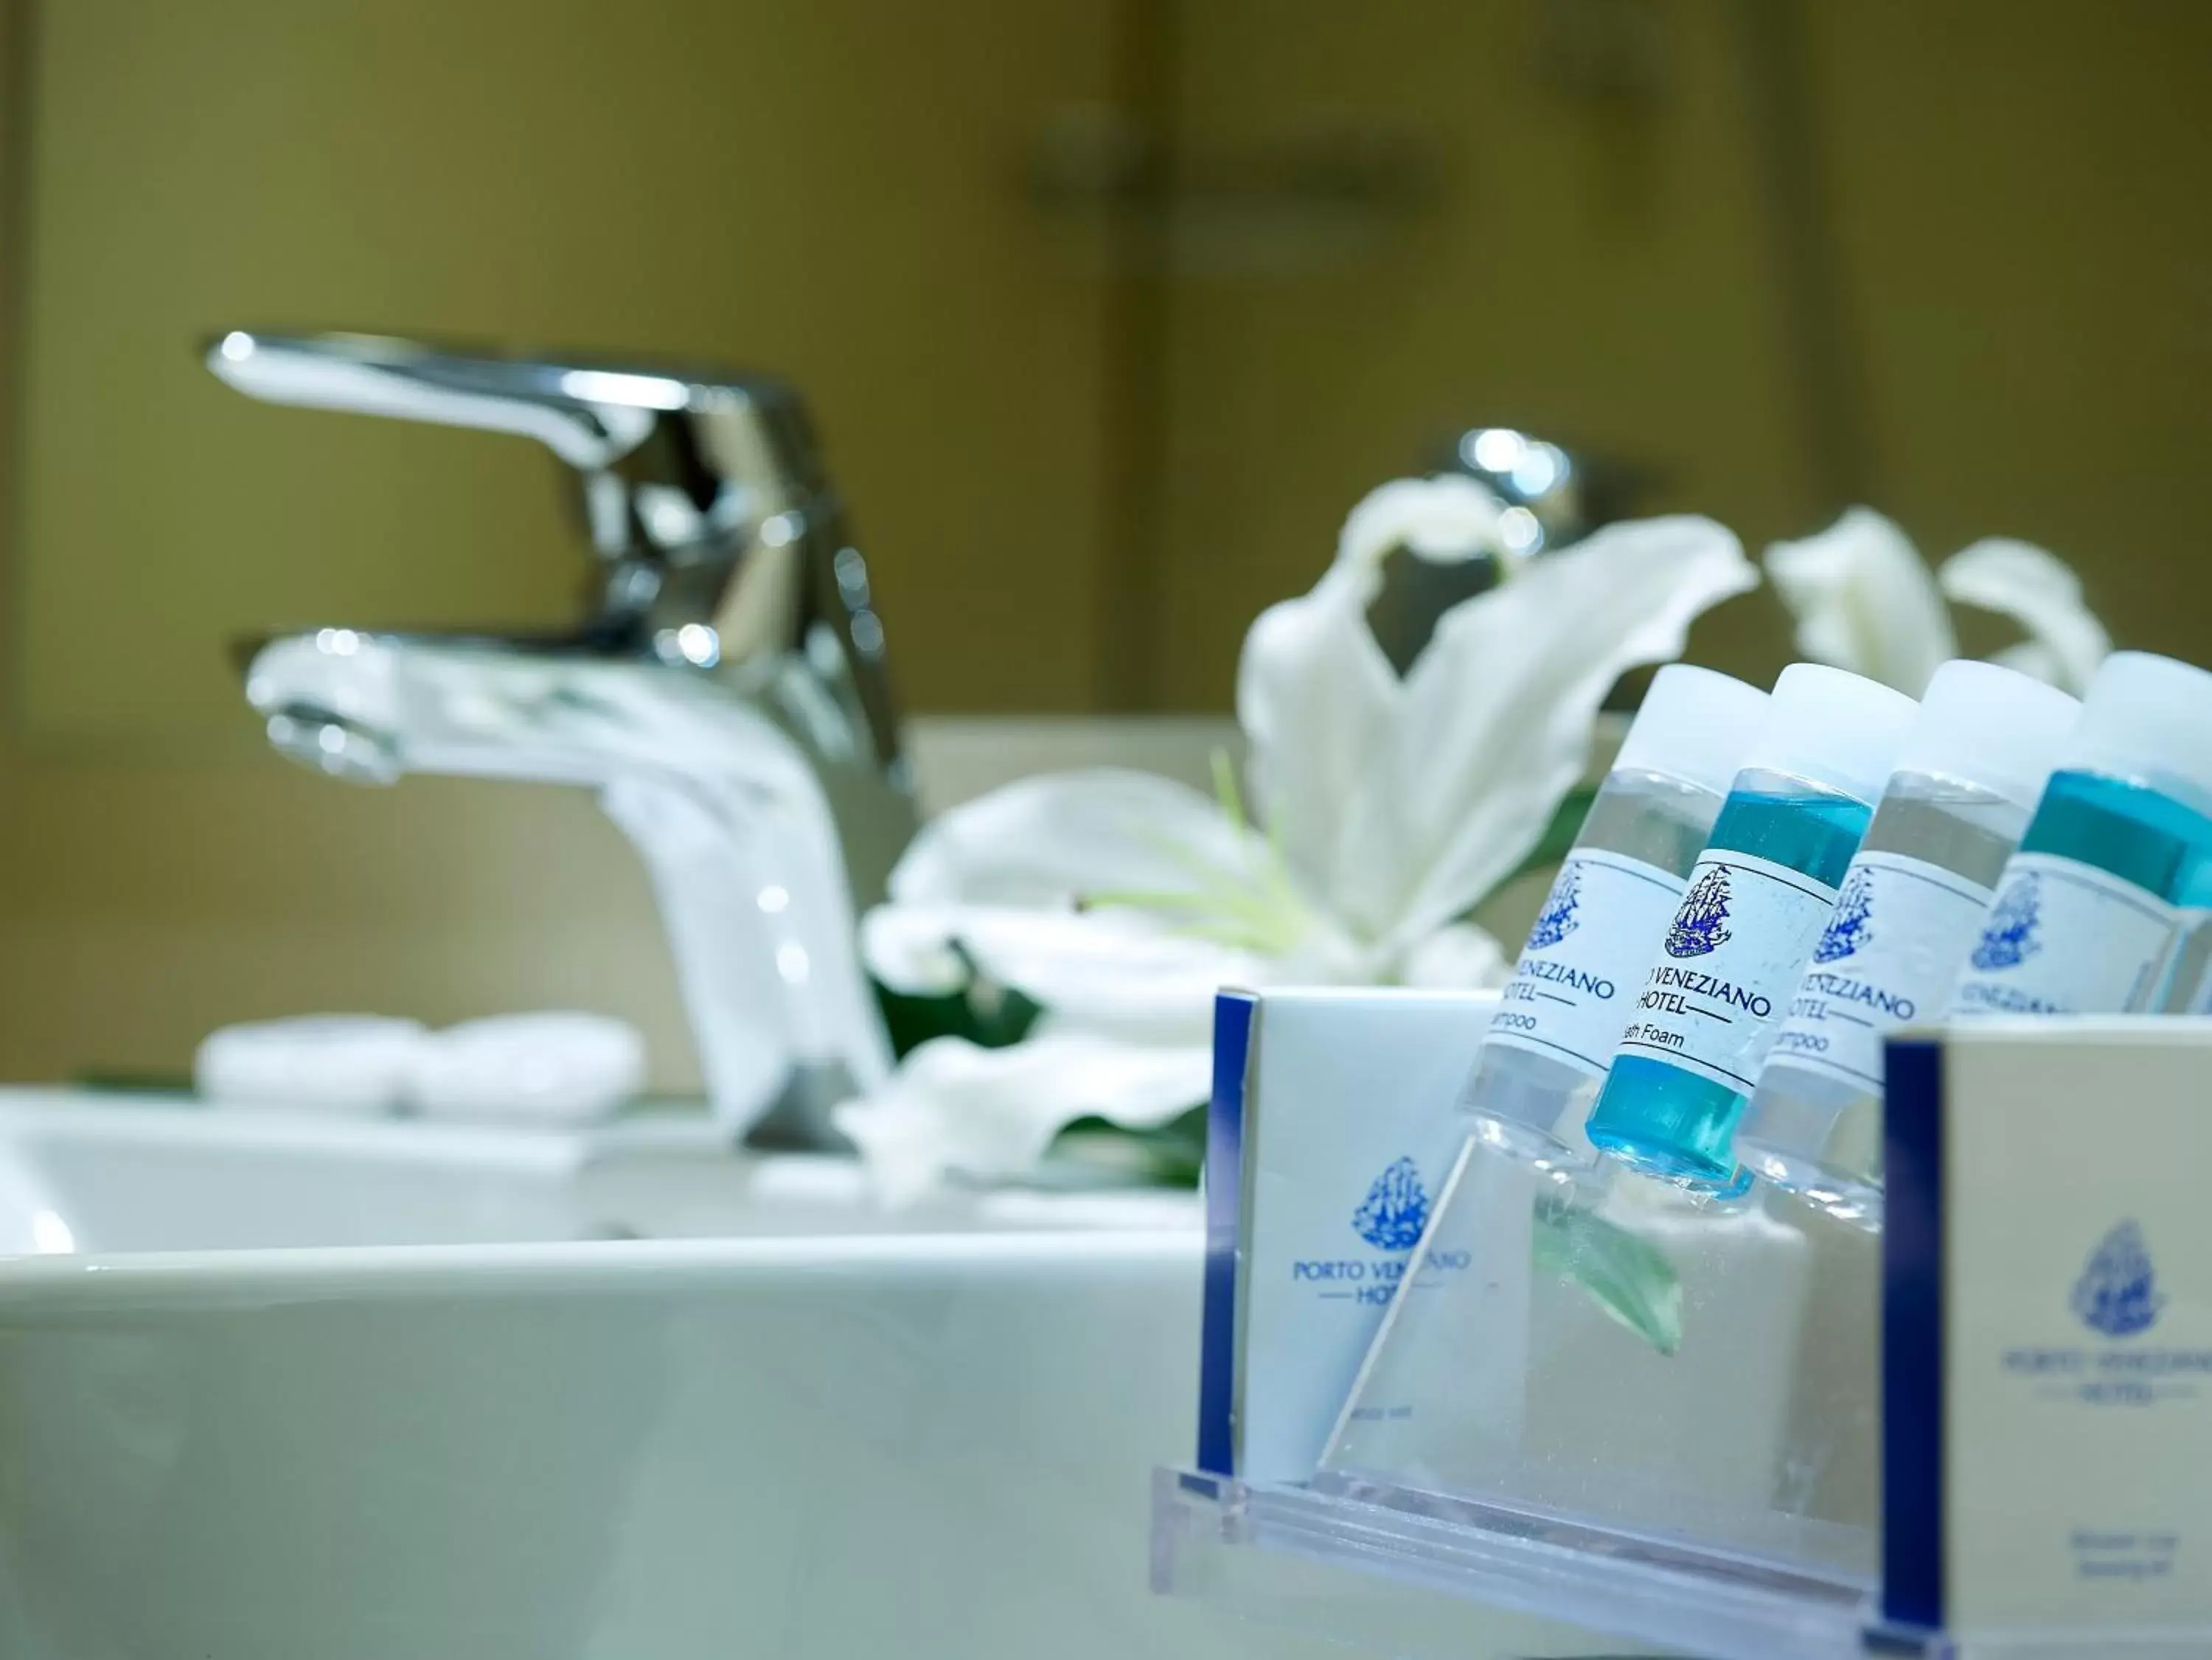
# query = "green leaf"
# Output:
<box><xmin>1049</xmin><ymin>1103</ymin><xmax>1206</xmax><ymax>1188</ymax></box>
<box><xmin>873</xmin><ymin>977</ymin><xmax>1041</xmax><ymax>1059</ymax></box>
<box><xmin>1531</xmin><ymin>1202</ymin><xmax>1683</xmax><ymax>1356</ymax></box>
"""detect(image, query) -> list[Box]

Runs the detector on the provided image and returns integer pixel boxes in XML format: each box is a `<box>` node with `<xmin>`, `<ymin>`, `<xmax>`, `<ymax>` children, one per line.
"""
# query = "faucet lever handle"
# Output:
<box><xmin>206</xmin><ymin>329</ymin><xmax>807</xmax><ymax>477</ymax></box>
<box><xmin>204</xmin><ymin>327</ymin><xmax>842</xmax><ymax>593</ymax></box>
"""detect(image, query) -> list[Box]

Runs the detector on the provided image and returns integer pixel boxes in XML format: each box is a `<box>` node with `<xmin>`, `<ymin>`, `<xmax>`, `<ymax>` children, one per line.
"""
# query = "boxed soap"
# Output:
<box><xmin>1885</xmin><ymin>1016</ymin><xmax>2212</xmax><ymax>1640</ymax></box>
<box><xmin>1198</xmin><ymin>986</ymin><xmax>1495</xmax><ymax>1485</ymax></box>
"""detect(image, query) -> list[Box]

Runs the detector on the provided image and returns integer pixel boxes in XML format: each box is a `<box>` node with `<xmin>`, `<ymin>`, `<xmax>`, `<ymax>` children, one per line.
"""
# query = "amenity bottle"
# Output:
<box><xmin>1583</xmin><ymin>663</ymin><xmax>1918</xmax><ymax>1185</ymax></box>
<box><xmin>1735</xmin><ymin>660</ymin><xmax>2081</xmax><ymax>1213</ymax></box>
<box><xmin>1464</xmin><ymin>664</ymin><xmax>1767</xmax><ymax>1159</ymax></box>
<box><xmin>1954</xmin><ymin>651</ymin><xmax>2212</xmax><ymax>1018</ymax></box>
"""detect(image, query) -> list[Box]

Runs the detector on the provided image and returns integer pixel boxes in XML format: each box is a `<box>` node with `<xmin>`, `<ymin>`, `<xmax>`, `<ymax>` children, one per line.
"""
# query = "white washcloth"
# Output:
<box><xmin>194</xmin><ymin>1012</ymin><xmax>646</xmax><ymax>1124</ymax></box>
<box><xmin>195</xmin><ymin>1016</ymin><xmax>426</xmax><ymax>1115</ymax></box>
<box><xmin>408</xmin><ymin>1013</ymin><xmax>645</xmax><ymax>1126</ymax></box>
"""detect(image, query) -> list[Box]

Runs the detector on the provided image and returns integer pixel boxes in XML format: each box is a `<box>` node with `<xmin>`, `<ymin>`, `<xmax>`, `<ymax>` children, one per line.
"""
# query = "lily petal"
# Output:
<box><xmin>859</xmin><ymin>903</ymin><xmax>971</xmax><ymax>997</ymax></box>
<box><xmin>865</xmin><ymin>902</ymin><xmax>1259</xmax><ymax>1038</ymax></box>
<box><xmin>1766</xmin><ymin>507</ymin><xmax>1957</xmax><ymax>695</ymax></box>
<box><xmin>1237</xmin><ymin>560</ymin><xmax>1405</xmax><ymax>913</ymax></box>
<box><xmin>1938</xmin><ymin>537</ymin><xmax>2111</xmax><ymax>696</ymax></box>
<box><xmin>1238</xmin><ymin>476</ymin><xmax>1510</xmax><ymax>912</ymax></box>
<box><xmin>833</xmin><ymin>1025</ymin><xmax>1212</xmax><ymax>1206</ymax></box>
<box><xmin>888</xmin><ymin>768</ymin><xmax>1268</xmax><ymax>908</ymax></box>
<box><xmin>1334</xmin><ymin>515</ymin><xmax>1759</xmax><ymax>952</ymax></box>
<box><xmin>1338</xmin><ymin>474</ymin><xmax>1506</xmax><ymax>574</ymax></box>
<box><xmin>866</xmin><ymin>764</ymin><xmax>1382</xmax><ymax>1045</ymax></box>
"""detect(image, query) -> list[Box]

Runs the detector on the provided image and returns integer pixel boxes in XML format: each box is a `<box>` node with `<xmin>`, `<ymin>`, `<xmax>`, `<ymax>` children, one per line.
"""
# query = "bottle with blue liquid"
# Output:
<box><xmin>1464</xmin><ymin>664</ymin><xmax>1767</xmax><ymax>1159</ymax></box>
<box><xmin>1584</xmin><ymin>664</ymin><xmax>1918</xmax><ymax>1186</ymax></box>
<box><xmin>1735</xmin><ymin>661</ymin><xmax>2081</xmax><ymax>1214</ymax></box>
<box><xmin>1954</xmin><ymin>651</ymin><xmax>2212</xmax><ymax>1018</ymax></box>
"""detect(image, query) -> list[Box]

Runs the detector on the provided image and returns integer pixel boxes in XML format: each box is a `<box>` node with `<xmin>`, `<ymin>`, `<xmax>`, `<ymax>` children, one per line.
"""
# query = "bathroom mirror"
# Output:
<box><xmin>8</xmin><ymin>0</ymin><xmax>2209</xmax><ymax>734</ymax></box>
<box><xmin>0</xmin><ymin>0</ymin><xmax>2205</xmax><ymax>1084</ymax></box>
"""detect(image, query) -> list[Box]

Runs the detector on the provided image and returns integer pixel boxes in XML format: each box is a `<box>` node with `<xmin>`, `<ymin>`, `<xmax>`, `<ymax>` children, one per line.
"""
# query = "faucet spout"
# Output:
<box><xmin>246</xmin><ymin>631</ymin><xmax>894</xmax><ymax>1140</ymax></box>
<box><xmin>211</xmin><ymin>331</ymin><xmax>922</xmax><ymax>1147</ymax></box>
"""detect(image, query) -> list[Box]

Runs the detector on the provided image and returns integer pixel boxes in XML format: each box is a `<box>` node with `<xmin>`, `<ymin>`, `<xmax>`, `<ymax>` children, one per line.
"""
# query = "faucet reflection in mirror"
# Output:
<box><xmin>211</xmin><ymin>331</ymin><xmax>917</xmax><ymax>1148</ymax></box>
<box><xmin>846</xmin><ymin>478</ymin><xmax>1760</xmax><ymax>1201</ymax></box>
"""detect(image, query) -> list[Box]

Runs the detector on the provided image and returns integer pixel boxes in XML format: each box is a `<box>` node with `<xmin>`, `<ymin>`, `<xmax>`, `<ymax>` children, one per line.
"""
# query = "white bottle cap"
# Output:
<box><xmin>1740</xmin><ymin>663</ymin><xmax>1919</xmax><ymax>805</ymax></box>
<box><xmin>2058</xmin><ymin>650</ymin><xmax>2212</xmax><ymax>818</ymax></box>
<box><xmin>1891</xmin><ymin>659</ymin><xmax>2082</xmax><ymax>812</ymax></box>
<box><xmin>1611</xmin><ymin>664</ymin><xmax>1770</xmax><ymax>798</ymax></box>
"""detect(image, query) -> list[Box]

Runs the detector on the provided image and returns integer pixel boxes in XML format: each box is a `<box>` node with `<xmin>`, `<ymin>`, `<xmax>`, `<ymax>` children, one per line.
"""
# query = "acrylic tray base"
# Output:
<box><xmin>1152</xmin><ymin>1466</ymin><xmax>2212</xmax><ymax>1659</ymax></box>
<box><xmin>1152</xmin><ymin>1464</ymin><xmax>1865</xmax><ymax>1659</ymax></box>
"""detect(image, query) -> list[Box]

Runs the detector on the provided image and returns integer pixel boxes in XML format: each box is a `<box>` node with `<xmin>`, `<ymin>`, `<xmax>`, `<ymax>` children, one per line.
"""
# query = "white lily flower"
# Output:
<box><xmin>1337</xmin><ymin>473</ymin><xmax>1506</xmax><ymax>568</ymax></box>
<box><xmin>839</xmin><ymin>478</ymin><xmax>1758</xmax><ymax>1199</ymax></box>
<box><xmin>835</xmin><ymin>1025</ymin><xmax>1217</xmax><ymax>1208</ymax></box>
<box><xmin>1937</xmin><ymin>537</ymin><xmax>2112</xmax><ymax>696</ymax></box>
<box><xmin>1766</xmin><ymin>507</ymin><xmax>2111</xmax><ymax>697</ymax></box>
<box><xmin>1765</xmin><ymin>507</ymin><xmax>1958</xmax><ymax>696</ymax></box>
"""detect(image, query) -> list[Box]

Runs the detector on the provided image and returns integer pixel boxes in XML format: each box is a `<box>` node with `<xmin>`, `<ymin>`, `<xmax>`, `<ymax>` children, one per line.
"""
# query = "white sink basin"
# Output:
<box><xmin>0</xmin><ymin>1091</ymin><xmax>1197</xmax><ymax>1254</ymax></box>
<box><xmin>0</xmin><ymin>1091</ymin><xmax>1606</xmax><ymax>1660</ymax></box>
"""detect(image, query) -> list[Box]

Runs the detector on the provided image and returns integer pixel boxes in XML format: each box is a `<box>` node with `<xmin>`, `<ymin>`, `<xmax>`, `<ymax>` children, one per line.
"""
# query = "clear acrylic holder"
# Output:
<box><xmin>1155</xmin><ymin>1077</ymin><xmax>2212</xmax><ymax>1659</ymax></box>
<box><xmin>1152</xmin><ymin>1116</ymin><xmax>1887</xmax><ymax>1657</ymax></box>
<box><xmin>1154</xmin><ymin>1016</ymin><xmax>2212</xmax><ymax>1656</ymax></box>
<box><xmin>1324</xmin><ymin>1122</ymin><xmax>1883</xmax><ymax>1586</ymax></box>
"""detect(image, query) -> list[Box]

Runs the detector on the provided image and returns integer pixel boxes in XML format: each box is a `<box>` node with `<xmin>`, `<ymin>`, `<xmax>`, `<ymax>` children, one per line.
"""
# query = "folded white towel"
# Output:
<box><xmin>408</xmin><ymin>1013</ymin><xmax>645</xmax><ymax>1126</ymax></box>
<box><xmin>195</xmin><ymin>1016</ymin><xmax>426</xmax><ymax>1115</ymax></box>
<box><xmin>194</xmin><ymin>1012</ymin><xmax>647</xmax><ymax>1124</ymax></box>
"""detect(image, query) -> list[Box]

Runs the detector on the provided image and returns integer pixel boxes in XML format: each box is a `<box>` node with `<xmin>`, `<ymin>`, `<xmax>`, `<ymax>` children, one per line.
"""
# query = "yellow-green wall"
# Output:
<box><xmin>0</xmin><ymin>0</ymin><xmax>1121</xmax><ymax>1086</ymax></box>
<box><xmin>1</xmin><ymin>0</ymin><xmax>2206</xmax><ymax>1086</ymax></box>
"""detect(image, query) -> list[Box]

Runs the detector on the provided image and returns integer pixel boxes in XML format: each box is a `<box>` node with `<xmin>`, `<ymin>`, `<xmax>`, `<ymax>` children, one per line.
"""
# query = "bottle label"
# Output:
<box><xmin>1764</xmin><ymin>851</ymin><xmax>1993</xmax><ymax>1091</ymax></box>
<box><xmin>1952</xmin><ymin>853</ymin><xmax>2180</xmax><ymax>1016</ymax></box>
<box><xmin>1484</xmin><ymin>849</ymin><xmax>1686</xmax><ymax>1077</ymax></box>
<box><xmin>1615</xmin><ymin>850</ymin><xmax>1839</xmax><ymax>1096</ymax></box>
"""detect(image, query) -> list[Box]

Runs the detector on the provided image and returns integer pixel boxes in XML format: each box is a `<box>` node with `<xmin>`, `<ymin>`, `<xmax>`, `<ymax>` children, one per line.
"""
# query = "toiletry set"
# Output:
<box><xmin>1202</xmin><ymin>646</ymin><xmax>2212</xmax><ymax>1486</ymax></box>
<box><xmin>1189</xmin><ymin>649</ymin><xmax>2212</xmax><ymax>1656</ymax></box>
<box><xmin>1176</xmin><ymin>1015</ymin><xmax>2212</xmax><ymax>1653</ymax></box>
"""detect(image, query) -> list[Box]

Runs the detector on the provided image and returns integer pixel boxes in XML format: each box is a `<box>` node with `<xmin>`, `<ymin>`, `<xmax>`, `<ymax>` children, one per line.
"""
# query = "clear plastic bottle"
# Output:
<box><xmin>1584</xmin><ymin>664</ymin><xmax>1919</xmax><ymax>1186</ymax></box>
<box><xmin>1736</xmin><ymin>661</ymin><xmax>2081</xmax><ymax>1214</ymax></box>
<box><xmin>1953</xmin><ymin>652</ymin><xmax>2212</xmax><ymax>1019</ymax></box>
<box><xmin>2157</xmin><ymin>831</ymin><xmax>2212</xmax><ymax>1012</ymax></box>
<box><xmin>1464</xmin><ymin>664</ymin><xmax>1767</xmax><ymax>1159</ymax></box>
<box><xmin>2160</xmin><ymin>903</ymin><xmax>2212</xmax><ymax>1014</ymax></box>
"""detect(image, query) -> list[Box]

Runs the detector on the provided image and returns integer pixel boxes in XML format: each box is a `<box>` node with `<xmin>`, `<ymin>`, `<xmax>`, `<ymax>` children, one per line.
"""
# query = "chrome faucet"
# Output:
<box><xmin>206</xmin><ymin>331</ymin><xmax>919</xmax><ymax>1147</ymax></box>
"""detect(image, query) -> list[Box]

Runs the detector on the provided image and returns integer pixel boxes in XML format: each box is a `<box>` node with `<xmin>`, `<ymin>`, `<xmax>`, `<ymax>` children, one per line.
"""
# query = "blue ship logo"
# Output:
<box><xmin>1528</xmin><ymin>862</ymin><xmax>1582</xmax><ymax>951</ymax></box>
<box><xmin>2073</xmin><ymin>1221</ymin><xmax>2163</xmax><ymax>1338</ymax></box>
<box><xmin>1814</xmin><ymin>867</ymin><xmax>1874</xmax><ymax>963</ymax></box>
<box><xmin>1664</xmin><ymin>865</ymin><xmax>1733</xmax><ymax>958</ymax></box>
<box><xmin>1971</xmin><ymin>873</ymin><xmax>2043</xmax><ymax>972</ymax></box>
<box><xmin>1352</xmin><ymin>1157</ymin><xmax>1430</xmax><ymax>1251</ymax></box>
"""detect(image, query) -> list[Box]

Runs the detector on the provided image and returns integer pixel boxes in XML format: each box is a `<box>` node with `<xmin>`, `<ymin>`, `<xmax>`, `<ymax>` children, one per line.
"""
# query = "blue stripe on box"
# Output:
<box><xmin>1882</xmin><ymin>1034</ymin><xmax>1947</xmax><ymax>1633</ymax></box>
<box><xmin>1197</xmin><ymin>991</ymin><xmax>1256</xmax><ymax>1476</ymax></box>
